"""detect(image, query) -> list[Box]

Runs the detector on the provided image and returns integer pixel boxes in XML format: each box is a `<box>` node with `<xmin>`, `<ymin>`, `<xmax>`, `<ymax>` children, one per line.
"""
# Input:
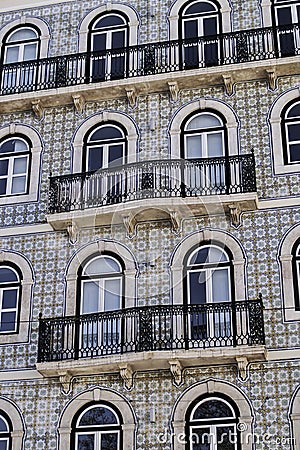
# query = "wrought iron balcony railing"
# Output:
<box><xmin>49</xmin><ymin>154</ymin><xmax>256</xmax><ymax>214</ymax></box>
<box><xmin>1</xmin><ymin>23</ymin><xmax>300</xmax><ymax>95</ymax></box>
<box><xmin>37</xmin><ymin>299</ymin><xmax>265</xmax><ymax>363</ymax></box>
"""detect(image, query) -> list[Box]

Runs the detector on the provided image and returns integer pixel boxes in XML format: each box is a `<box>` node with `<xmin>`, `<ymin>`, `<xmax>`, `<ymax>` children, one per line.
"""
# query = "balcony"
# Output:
<box><xmin>36</xmin><ymin>299</ymin><xmax>266</xmax><ymax>383</ymax></box>
<box><xmin>47</xmin><ymin>155</ymin><xmax>258</xmax><ymax>233</ymax></box>
<box><xmin>1</xmin><ymin>23</ymin><xmax>300</xmax><ymax>112</ymax></box>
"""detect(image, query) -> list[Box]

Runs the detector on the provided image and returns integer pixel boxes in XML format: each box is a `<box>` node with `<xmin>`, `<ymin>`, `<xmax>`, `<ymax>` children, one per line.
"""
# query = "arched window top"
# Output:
<box><xmin>82</xmin><ymin>255</ymin><xmax>123</xmax><ymax>276</ymax></box>
<box><xmin>187</xmin><ymin>244</ymin><xmax>230</xmax><ymax>266</ymax></box>
<box><xmin>0</xmin><ymin>137</ymin><xmax>29</xmax><ymax>155</ymax></box>
<box><xmin>92</xmin><ymin>14</ymin><xmax>127</xmax><ymax>30</ymax></box>
<box><xmin>183</xmin><ymin>0</ymin><xmax>219</xmax><ymax>16</ymax></box>
<box><xmin>6</xmin><ymin>27</ymin><xmax>39</xmax><ymax>43</ymax></box>
<box><xmin>0</xmin><ymin>412</ymin><xmax>11</xmax><ymax>433</ymax></box>
<box><xmin>285</xmin><ymin>101</ymin><xmax>300</xmax><ymax>119</ymax></box>
<box><xmin>76</xmin><ymin>404</ymin><xmax>120</xmax><ymax>428</ymax></box>
<box><xmin>185</xmin><ymin>112</ymin><xmax>224</xmax><ymax>131</ymax></box>
<box><xmin>87</xmin><ymin>124</ymin><xmax>125</xmax><ymax>143</ymax></box>
<box><xmin>190</xmin><ymin>397</ymin><xmax>236</xmax><ymax>421</ymax></box>
<box><xmin>0</xmin><ymin>266</ymin><xmax>20</xmax><ymax>284</ymax></box>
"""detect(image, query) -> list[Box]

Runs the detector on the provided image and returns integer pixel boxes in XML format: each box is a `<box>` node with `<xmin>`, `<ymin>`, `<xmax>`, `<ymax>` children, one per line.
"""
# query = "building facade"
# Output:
<box><xmin>0</xmin><ymin>0</ymin><xmax>299</xmax><ymax>448</ymax></box>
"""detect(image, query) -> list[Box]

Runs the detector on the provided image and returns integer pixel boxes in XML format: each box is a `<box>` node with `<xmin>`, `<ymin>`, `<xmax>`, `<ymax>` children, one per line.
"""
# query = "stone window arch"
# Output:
<box><xmin>72</xmin><ymin>112</ymin><xmax>139</xmax><ymax>173</ymax></box>
<box><xmin>278</xmin><ymin>223</ymin><xmax>300</xmax><ymax>321</ymax></box>
<box><xmin>290</xmin><ymin>385</ymin><xmax>300</xmax><ymax>449</ymax></box>
<box><xmin>0</xmin><ymin>250</ymin><xmax>33</xmax><ymax>345</ymax></box>
<box><xmin>0</xmin><ymin>397</ymin><xmax>25</xmax><ymax>450</ymax></box>
<box><xmin>171</xmin><ymin>379</ymin><xmax>254</xmax><ymax>450</ymax></box>
<box><xmin>58</xmin><ymin>387</ymin><xmax>136</xmax><ymax>450</ymax></box>
<box><xmin>0</xmin><ymin>124</ymin><xmax>42</xmax><ymax>206</ymax></box>
<box><xmin>169</xmin><ymin>99</ymin><xmax>239</xmax><ymax>159</ymax></box>
<box><xmin>65</xmin><ymin>240</ymin><xmax>137</xmax><ymax>316</ymax></box>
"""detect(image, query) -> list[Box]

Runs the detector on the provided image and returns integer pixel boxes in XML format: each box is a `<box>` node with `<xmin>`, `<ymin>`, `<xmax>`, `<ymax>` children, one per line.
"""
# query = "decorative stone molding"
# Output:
<box><xmin>125</xmin><ymin>87</ymin><xmax>138</xmax><ymax>108</ymax></box>
<box><xmin>0</xmin><ymin>397</ymin><xmax>25</xmax><ymax>450</ymax></box>
<box><xmin>168</xmin><ymin>81</ymin><xmax>179</xmax><ymax>102</ymax></box>
<box><xmin>58</xmin><ymin>371</ymin><xmax>73</xmax><ymax>394</ymax></box>
<box><xmin>228</xmin><ymin>203</ymin><xmax>241</xmax><ymax>227</ymax></box>
<box><xmin>266</xmin><ymin>68</ymin><xmax>277</xmax><ymax>91</ymax></box>
<box><xmin>66</xmin><ymin>222</ymin><xmax>79</xmax><ymax>244</ymax></box>
<box><xmin>119</xmin><ymin>364</ymin><xmax>134</xmax><ymax>390</ymax></box>
<box><xmin>236</xmin><ymin>356</ymin><xmax>248</xmax><ymax>381</ymax></box>
<box><xmin>72</xmin><ymin>94</ymin><xmax>85</xmax><ymax>115</ymax></box>
<box><xmin>32</xmin><ymin>100</ymin><xmax>44</xmax><ymax>120</ymax></box>
<box><xmin>122</xmin><ymin>214</ymin><xmax>137</xmax><ymax>238</ymax></box>
<box><xmin>169</xmin><ymin>359</ymin><xmax>183</xmax><ymax>386</ymax></box>
<box><xmin>223</xmin><ymin>75</ymin><xmax>234</xmax><ymax>96</ymax></box>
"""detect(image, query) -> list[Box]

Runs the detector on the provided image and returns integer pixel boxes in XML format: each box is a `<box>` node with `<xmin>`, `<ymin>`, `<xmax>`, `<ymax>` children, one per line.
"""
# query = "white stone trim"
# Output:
<box><xmin>169</xmin><ymin>98</ymin><xmax>239</xmax><ymax>158</ymax></box>
<box><xmin>0</xmin><ymin>17</ymin><xmax>50</xmax><ymax>58</ymax></box>
<box><xmin>260</xmin><ymin>0</ymin><xmax>272</xmax><ymax>27</ymax></box>
<box><xmin>278</xmin><ymin>223</ymin><xmax>300</xmax><ymax>321</ymax></box>
<box><xmin>58</xmin><ymin>387</ymin><xmax>136</xmax><ymax>450</ymax></box>
<box><xmin>78</xmin><ymin>3</ymin><xmax>139</xmax><ymax>52</ymax></box>
<box><xmin>170</xmin><ymin>229</ymin><xmax>246</xmax><ymax>304</ymax></box>
<box><xmin>72</xmin><ymin>111</ymin><xmax>139</xmax><ymax>172</ymax></box>
<box><xmin>171</xmin><ymin>379</ymin><xmax>254</xmax><ymax>450</ymax></box>
<box><xmin>0</xmin><ymin>123</ymin><xmax>43</xmax><ymax>206</ymax></box>
<box><xmin>289</xmin><ymin>385</ymin><xmax>300</xmax><ymax>450</ymax></box>
<box><xmin>168</xmin><ymin>0</ymin><xmax>232</xmax><ymax>40</ymax></box>
<box><xmin>0</xmin><ymin>250</ymin><xmax>34</xmax><ymax>344</ymax></box>
<box><xmin>0</xmin><ymin>397</ymin><xmax>25</xmax><ymax>450</ymax></box>
<box><xmin>269</xmin><ymin>87</ymin><xmax>300</xmax><ymax>175</ymax></box>
<box><xmin>65</xmin><ymin>239</ymin><xmax>138</xmax><ymax>315</ymax></box>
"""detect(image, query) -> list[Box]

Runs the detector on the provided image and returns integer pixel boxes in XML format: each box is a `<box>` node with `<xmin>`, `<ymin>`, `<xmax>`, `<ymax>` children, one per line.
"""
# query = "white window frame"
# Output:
<box><xmin>0</xmin><ymin>138</ymin><xmax>30</xmax><ymax>197</ymax></box>
<box><xmin>0</xmin><ymin>266</ymin><xmax>20</xmax><ymax>334</ymax></box>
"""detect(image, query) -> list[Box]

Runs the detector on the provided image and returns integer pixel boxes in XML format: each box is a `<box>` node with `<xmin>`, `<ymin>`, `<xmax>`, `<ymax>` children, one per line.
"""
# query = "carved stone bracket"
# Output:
<box><xmin>236</xmin><ymin>356</ymin><xmax>248</xmax><ymax>381</ymax></box>
<box><xmin>223</xmin><ymin>75</ymin><xmax>234</xmax><ymax>96</ymax></box>
<box><xmin>168</xmin><ymin>210</ymin><xmax>182</xmax><ymax>233</ymax></box>
<box><xmin>58</xmin><ymin>371</ymin><xmax>73</xmax><ymax>394</ymax></box>
<box><xmin>125</xmin><ymin>88</ymin><xmax>137</xmax><ymax>108</ymax></box>
<box><xmin>32</xmin><ymin>100</ymin><xmax>44</xmax><ymax>120</ymax></box>
<box><xmin>122</xmin><ymin>214</ymin><xmax>137</xmax><ymax>238</ymax></box>
<box><xmin>168</xmin><ymin>81</ymin><xmax>179</xmax><ymax>102</ymax></box>
<box><xmin>266</xmin><ymin>69</ymin><xmax>277</xmax><ymax>91</ymax></box>
<box><xmin>72</xmin><ymin>94</ymin><xmax>85</xmax><ymax>115</ymax></box>
<box><xmin>66</xmin><ymin>222</ymin><xmax>80</xmax><ymax>244</ymax></box>
<box><xmin>119</xmin><ymin>364</ymin><xmax>134</xmax><ymax>390</ymax></box>
<box><xmin>228</xmin><ymin>204</ymin><xmax>241</xmax><ymax>227</ymax></box>
<box><xmin>169</xmin><ymin>359</ymin><xmax>183</xmax><ymax>386</ymax></box>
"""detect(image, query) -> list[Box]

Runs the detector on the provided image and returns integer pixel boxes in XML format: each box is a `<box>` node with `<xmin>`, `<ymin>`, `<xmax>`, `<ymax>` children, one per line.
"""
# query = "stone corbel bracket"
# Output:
<box><xmin>66</xmin><ymin>221</ymin><xmax>80</xmax><ymax>244</ymax></box>
<box><xmin>72</xmin><ymin>94</ymin><xmax>85</xmax><ymax>115</ymax></box>
<box><xmin>168</xmin><ymin>210</ymin><xmax>182</xmax><ymax>234</ymax></box>
<box><xmin>168</xmin><ymin>81</ymin><xmax>179</xmax><ymax>102</ymax></box>
<box><xmin>228</xmin><ymin>204</ymin><xmax>241</xmax><ymax>228</ymax></box>
<box><xmin>223</xmin><ymin>75</ymin><xmax>234</xmax><ymax>96</ymax></box>
<box><xmin>125</xmin><ymin>87</ymin><xmax>138</xmax><ymax>108</ymax></box>
<box><xmin>58</xmin><ymin>371</ymin><xmax>73</xmax><ymax>394</ymax></box>
<box><xmin>169</xmin><ymin>359</ymin><xmax>183</xmax><ymax>386</ymax></box>
<box><xmin>266</xmin><ymin>68</ymin><xmax>277</xmax><ymax>91</ymax></box>
<box><xmin>122</xmin><ymin>214</ymin><xmax>137</xmax><ymax>238</ymax></box>
<box><xmin>32</xmin><ymin>100</ymin><xmax>44</xmax><ymax>120</ymax></box>
<box><xmin>119</xmin><ymin>364</ymin><xmax>134</xmax><ymax>390</ymax></box>
<box><xmin>236</xmin><ymin>356</ymin><xmax>248</xmax><ymax>381</ymax></box>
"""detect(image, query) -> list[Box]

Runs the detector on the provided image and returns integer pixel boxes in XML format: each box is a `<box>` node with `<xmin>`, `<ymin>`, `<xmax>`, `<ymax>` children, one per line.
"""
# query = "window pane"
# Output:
<box><xmin>90</xmin><ymin>126</ymin><xmax>123</xmax><ymax>141</ymax></box>
<box><xmin>0</xmin><ymin>160</ymin><xmax>8</xmax><ymax>176</ymax></box>
<box><xmin>184</xmin><ymin>19</ymin><xmax>198</xmax><ymax>39</ymax></box>
<box><xmin>289</xmin><ymin>144</ymin><xmax>300</xmax><ymax>162</ymax></box>
<box><xmin>288</xmin><ymin>124</ymin><xmax>300</xmax><ymax>141</ymax></box>
<box><xmin>94</xmin><ymin>15</ymin><xmax>125</xmax><ymax>29</ymax></box>
<box><xmin>277</xmin><ymin>7</ymin><xmax>292</xmax><ymax>25</ymax></box>
<box><xmin>186</xmin><ymin>135</ymin><xmax>202</xmax><ymax>158</ymax></box>
<box><xmin>11</xmin><ymin>176</ymin><xmax>26</xmax><ymax>194</ymax></box>
<box><xmin>2</xmin><ymin>289</ymin><xmax>18</xmax><ymax>309</ymax></box>
<box><xmin>0</xmin><ymin>180</ymin><xmax>7</xmax><ymax>195</ymax></box>
<box><xmin>193</xmin><ymin>399</ymin><xmax>234</xmax><ymax>419</ymax></box>
<box><xmin>108</xmin><ymin>144</ymin><xmax>123</xmax><ymax>166</ymax></box>
<box><xmin>104</xmin><ymin>278</ymin><xmax>121</xmax><ymax>311</ymax></box>
<box><xmin>0</xmin><ymin>439</ymin><xmax>8</xmax><ymax>450</ymax></box>
<box><xmin>212</xmin><ymin>269</ymin><xmax>230</xmax><ymax>302</ymax></box>
<box><xmin>208</xmin><ymin>247</ymin><xmax>228</xmax><ymax>263</ymax></box>
<box><xmin>187</xmin><ymin>114</ymin><xmax>222</xmax><ymax>130</ymax></box>
<box><xmin>8</xmin><ymin>28</ymin><xmax>37</xmax><ymax>42</ymax></box>
<box><xmin>204</xmin><ymin>17</ymin><xmax>217</xmax><ymax>36</ymax></box>
<box><xmin>79</xmin><ymin>406</ymin><xmax>118</xmax><ymax>426</ymax></box>
<box><xmin>84</xmin><ymin>257</ymin><xmax>121</xmax><ymax>275</ymax></box>
<box><xmin>189</xmin><ymin>427</ymin><xmax>211</xmax><ymax>450</ymax></box>
<box><xmin>102</xmin><ymin>433</ymin><xmax>119</xmax><ymax>449</ymax></box>
<box><xmin>287</xmin><ymin>103</ymin><xmax>300</xmax><ymax>117</ymax></box>
<box><xmin>185</xmin><ymin>2</ymin><xmax>216</xmax><ymax>14</ymax></box>
<box><xmin>0</xmin><ymin>417</ymin><xmax>8</xmax><ymax>432</ymax></box>
<box><xmin>13</xmin><ymin>157</ymin><xmax>27</xmax><ymax>174</ymax></box>
<box><xmin>0</xmin><ymin>139</ymin><xmax>27</xmax><ymax>154</ymax></box>
<box><xmin>112</xmin><ymin>31</ymin><xmax>125</xmax><ymax>49</ymax></box>
<box><xmin>189</xmin><ymin>271</ymin><xmax>207</xmax><ymax>304</ymax></box>
<box><xmin>0</xmin><ymin>268</ymin><xmax>18</xmax><ymax>283</ymax></box>
<box><xmin>217</xmin><ymin>426</ymin><xmax>236</xmax><ymax>449</ymax></box>
<box><xmin>5</xmin><ymin>46</ymin><xmax>19</xmax><ymax>64</ymax></box>
<box><xmin>23</xmin><ymin>43</ymin><xmax>38</xmax><ymax>61</ymax></box>
<box><xmin>0</xmin><ymin>312</ymin><xmax>16</xmax><ymax>332</ymax></box>
<box><xmin>82</xmin><ymin>282</ymin><xmax>99</xmax><ymax>314</ymax></box>
<box><xmin>77</xmin><ymin>434</ymin><xmax>95</xmax><ymax>450</ymax></box>
<box><xmin>88</xmin><ymin>146</ymin><xmax>103</xmax><ymax>172</ymax></box>
<box><xmin>207</xmin><ymin>133</ymin><xmax>223</xmax><ymax>157</ymax></box>
<box><xmin>92</xmin><ymin>33</ymin><xmax>106</xmax><ymax>52</ymax></box>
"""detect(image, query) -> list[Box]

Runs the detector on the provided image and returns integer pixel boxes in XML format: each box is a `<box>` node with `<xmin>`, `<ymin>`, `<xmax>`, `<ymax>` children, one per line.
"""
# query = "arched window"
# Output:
<box><xmin>0</xmin><ymin>265</ymin><xmax>21</xmax><ymax>334</ymax></box>
<box><xmin>78</xmin><ymin>254</ymin><xmax>124</xmax><ymax>356</ymax></box>
<box><xmin>72</xmin><ymin>402</ymin><xmax>122</xmax><ymax>450</ymax></box>
<box><xmin>182</xmin><ymin>111</ymin><xmax>227</xmax><ymax>194</ymax></box>
<box><xmin>88</xmin><ymin>13</ymin><xmax>128</xmax><ymax>81</ymax></box>
<box><xmin>180</xmin><ymin>0</ymin><xmax>221</xmax><ymax>68</ymax></box>
<box><xmin>0</xmin><ymin>137</ymin><xmax>31</xmax><ymax>197</ymax></box>
<box><xmin>282</xmin><ymin>100</ymin><xmax>300</xmax><ymax>165</ymax></box>
<box><xmin>2</xmin><ymin>26</ymin><xmax>40</xmax><ymax>93</ymax></box>
<box><xmin>185</xmin><ymin>243</ymin><xmax>233</xmax><ymax>341</ymax></box>
<box><xmin>272</xmin><ymin>0</ymin><xmax>300</xmax><ymax>57</ymax></box>
<box><xmin>0</xmin><ymin>411</ymin><xmax>12</xmax><ymax>450</ymax></box>
<box><xmin>186</xmin><ymin>395</ymin><xmax>239</xmax><ymax>449</ymax></box>
<box><xmin>292</xmin><ymin>239</ymin><xmax>300</xmax><ymax>310</ymax></box>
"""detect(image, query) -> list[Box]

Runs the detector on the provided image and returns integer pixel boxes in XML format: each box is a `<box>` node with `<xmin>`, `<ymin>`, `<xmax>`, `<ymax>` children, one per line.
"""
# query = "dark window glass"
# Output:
<box><xmin>185</xmin><ymin>2</ymin><xmax>216</xmax><ymax>14</ymax></box>
<box><xmin>193</xmin><ymin>399</ymin><xmax>233</xmax><ymax>419</ymax></box>
<box><xmin>88</xmin><ymin>147</ymin><xmax>103</xmax><ymax>172</ymax></box>
<box><xmin>184</xmin><ymin>20</ymin><xmax>198</xmax><ymax>39</ymax></box>
<box><xmin>0</xmin><ymin>312</ymin><xmax>16</xmax><ymax>332</ymax></box>
<box><xmin>0</xmin><ymin>160</ymin><xmax>8</xmax><ymax>176</ymax></box>
<box><xmin>94</xmin><ymin>16</ymin><xmax>125</xmax><ymax>29</ymax></box>
<box><xmin>79</xmin><ymin>407</ymin><xmax>118</xmax><ymax>426</ymax></box>
<box><xmin>112</xmin><ymin>31</ymin><xmax>125</xmax><ymax>49</ymax></box>
<box><xmin>90</xmin><ymin>126</ymin><xmax>123</xmax><ymax>141</ymax></box>
<box><xmin>204</xmin><ymin>17</ymin><xmax>217</xmax><ymax>35</ymax></box>
<box><xmin>108</xmin><ymin>145</ymin><xmax>123</xmax><ymax>166</ymax></box>
<box><xmin>0</xmin><ymin>418</ymin><xmax>8</xmax><ymax>433</ymax></box>
<box><xmin>2</xmin><ymin>290</ymin><xmax>18</xmax><ymax>309</ymax></box>
<box><xmin>77</xmin><ymin>435</ymin><xmax>94</xmax><ymax>450</ymax></box>
<box><xmin>288</xmin><ymin>124</ymin><xmax>300</xmax><ymax>141</ymax></box>
<box><xmin>277</xmin><ymin>7</ymin><xmax>292</xmax><ymax>25</ymax></box>
<box><xmin>288</xmin><ymin>103</ymin><xmax>300</xmax><ymax>117</ymax></box>
<box><xmin>189</xmin><ymin>272</ymin><xmax>206</xmax><ymax>304</ymax></box>
<box><xmin>289</xmin><ymin>144</ymin><xmax>300</xmax><ymax>162</ymax></box>
<box><xmin>93</xmin><ymin>34</ymin><xmax>106</xmax><ymax>52</ymax></box>
<box><xmin>0</xmin><ymin>180</ymin><xmax>7</xmax><ymax>196</ymax></box>
<box><xmin>102</xmin><ymin>433</ymin><xmax>118</xmax><ymax>449</ymax></box>
<box><xmin>0</xmin><ymin>268</ymin><xmax>18</xmax><ymax>283</ymax></box>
